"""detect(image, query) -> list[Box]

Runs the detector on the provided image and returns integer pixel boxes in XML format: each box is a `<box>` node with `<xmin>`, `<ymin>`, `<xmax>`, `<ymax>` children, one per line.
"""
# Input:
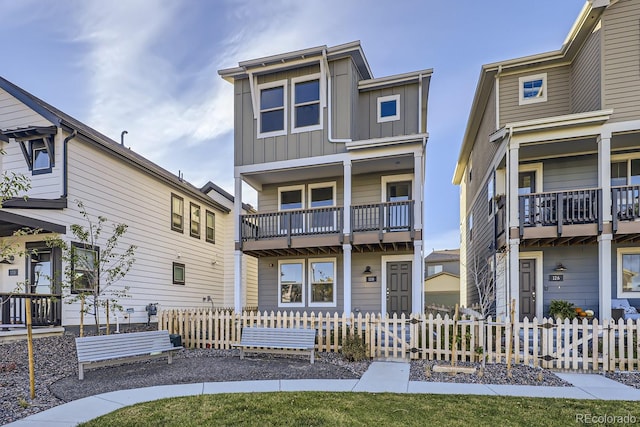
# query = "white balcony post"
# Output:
<box><xmin>343</xmin><ymin>243</ymin><xmax>352</xmax><ymax>315</ymax></box>
<box><xmin>234</xmin><ymin>176</ymin><xmax>243</xmax><ymax>313</ymax></box>
<box><xmin>413</xmin><ymin>151</ymin><xmax>424</xmax><ymax>231</ymax></box>
<box><xmin>598</xmin><ymin>133</ymin><xmax>612</xmax><ymax>222</ymax></box>
<box><xmin>413</xmin><ymin>240</ymin><xmax>424</xmax><ymax>315</ymax></box>
<box><xmin>508</xmin><ymin>142</ymin><xmax>520</xmax><ymax>229</ymax></box>
<box><xmin>343</xmin><ymin>159</ymin><xmax>352</xmax><ymax>236</ymax></box>
<box><xmin>598</xmin><ymin>234</ymin><xmax>612</xmax><ymax>322</ymax></box>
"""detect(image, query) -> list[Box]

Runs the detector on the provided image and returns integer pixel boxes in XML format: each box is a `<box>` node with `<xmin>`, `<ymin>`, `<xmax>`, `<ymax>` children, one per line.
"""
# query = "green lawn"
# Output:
<box><xmin>79</xmin><ymin>392</ymin><xmax>640</xmax><ymax>427</ymax></box>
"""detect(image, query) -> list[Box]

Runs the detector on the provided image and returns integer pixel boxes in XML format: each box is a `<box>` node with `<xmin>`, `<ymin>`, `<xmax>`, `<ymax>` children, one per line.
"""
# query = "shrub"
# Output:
<box><xmin>548</xmin><ymin>300</ymin><xmax>576</xmax><ymax>320</ymax></box>
<box><xmin>342</xmin><ymin>332</ymin><xmax>369</xmax><ymax>362</ymax></box>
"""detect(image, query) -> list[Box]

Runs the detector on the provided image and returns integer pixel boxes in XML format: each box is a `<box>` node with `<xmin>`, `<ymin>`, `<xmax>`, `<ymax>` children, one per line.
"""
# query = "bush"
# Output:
<box><xmin>342</xmin><ymin>332</ymin><xmax>369</xmax><ymax>362</ymax></box>
<box><xmin>548</xmin><ymin>300</ymin><xmax>576</xmax><ymax>320</ymax></box>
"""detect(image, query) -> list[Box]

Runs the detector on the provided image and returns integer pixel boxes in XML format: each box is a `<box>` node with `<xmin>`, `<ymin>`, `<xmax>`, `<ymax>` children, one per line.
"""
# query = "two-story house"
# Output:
<box><xmin>0</xmin><ymin>76</ymin><xmax>257</xmax><ymax>329</ymax></box>
<box><xmin>454</xmin><ymin>0</ymin><xmax>640</xmax><ymax>322</ymax></box>
<box><xmin>424</xmin><ymin>249</ymin><xmax>460</xmax><ymax>307</ymax></box>
<box><xmin>219</xmin><ymin>41</ymin><xmax>431</xmax><ymax>316</ymax></box>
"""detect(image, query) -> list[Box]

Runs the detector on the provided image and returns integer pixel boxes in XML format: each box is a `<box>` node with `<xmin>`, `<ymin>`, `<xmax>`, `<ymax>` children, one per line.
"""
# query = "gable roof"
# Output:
<box><xmin>425</xmin><ymin>249</ymin><xmax>460</xmax><ymax>263</ymax></box>
<box><xmin>200</xmin><ymin>181</ymin><xmax>255</xmax><ymax>212</ymax></box>
<box><xmin>452</xmin><ymin>1</ymin><xmax>608</xmax><ymax>185</ymax></box>
<box><xmin>0</xmin><ymin>76</ymin><xmax>230</xmax><ymax>214</ymax></box>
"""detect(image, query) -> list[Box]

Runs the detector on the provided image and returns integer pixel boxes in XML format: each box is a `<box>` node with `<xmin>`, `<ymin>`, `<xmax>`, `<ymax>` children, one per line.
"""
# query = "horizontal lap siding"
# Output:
<box><xmin>0</xmin><ymin>88</ymin><xmax>51</xmax><ymax>129</ymax></box>
<box><xmin>542</xmin><ymin>154</ymin><xmax>598</xmax><ymax>192</ymax></box>
<box><xmin>603</xmin><ymin>0</ymin><xmax>640</xmax><ymax>123</ymax></box>
<box><xmin>571</xmin><ymin>25</ymin><xmax>601</xmax><ymax>114</ymax></box>
<box><xmin>351</xmin><ymin>252</ymin><xmax>388</xmax><ymax>313</ymax></box>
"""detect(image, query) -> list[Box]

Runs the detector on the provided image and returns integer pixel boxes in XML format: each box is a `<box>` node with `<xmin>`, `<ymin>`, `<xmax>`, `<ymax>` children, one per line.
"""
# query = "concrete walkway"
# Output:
<box><xmin>6</xmin><ymin>362</ymin><xmax>640</xmax><ymax>426</ymax></box>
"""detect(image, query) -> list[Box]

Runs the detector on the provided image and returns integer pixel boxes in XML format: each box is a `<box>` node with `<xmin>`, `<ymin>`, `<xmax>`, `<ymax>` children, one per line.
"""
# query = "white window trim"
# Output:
<box><xmin>291</xmin><ymin>73</ymin><xmax>324</xmax><ymax>134</ymax></box>
<box><xmin>518</xmin><ymin>73</ymin><xmax>547</xmax><ymax>106</ymax></box>
<box><xmin>617</xmin><ymin>247</ymin><xmax>640</xmax><ymax>298</ymax></box>
<box><xmin>278</xmin><ymin>259</ymin><xmax>305</xmax><ymax>308</ymax></box>
<box><xmin>307</xmin><ymin>181</ymin><xmax>336</xmax><ymax>208</ymax></box>
<box><xmin>381</xmin><ymin>173</ymin><xmax>414</xmax><ymax>203</ymax></box>
<box><xmin>308</xmin><ymin>257</ymin><xmax>337</xmax><ymax>307</ymax></box>
<box><xmin>377</xmin><ymin>94</ymin><xmax>400</xmax><ymax>123</ymax></box>
<box><xmin>278</xmin><ymin>184</ymin><xmax>306</xmax><ymax>211</ymax></box>
<box><xmin>610</xmin><ymin>155</ymin><xmax>640</xmax><ymax>186</ymax></box>
<box><xmin>257</xmin><ymin>79</ymin><xmax>288</xmax><ymax>139</ymax></box>
<box><xmin>518</xmin><ymin>163</ymin><xmax>543</xmax><ymax>194</ymax></box>
<box><xmin>381</xmin><ymin>254</ymin><xmax>413</xmax><ymax>315</ymax></box>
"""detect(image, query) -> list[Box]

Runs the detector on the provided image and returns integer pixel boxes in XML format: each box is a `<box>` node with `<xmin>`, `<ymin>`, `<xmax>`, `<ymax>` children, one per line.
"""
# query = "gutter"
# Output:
<box><xmin>61</xmin><ymin>130</ymin><xmax>77</xmax><ymax>198</ymax></box>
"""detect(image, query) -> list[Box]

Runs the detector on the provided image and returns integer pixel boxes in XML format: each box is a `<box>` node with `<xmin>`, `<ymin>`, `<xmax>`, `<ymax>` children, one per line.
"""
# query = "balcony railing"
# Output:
<box><xmin>351</xmin><ymin>200</ymin><xmax>414</xmax><ymax>233</ymax></box>
<box><xmin>241</xmin><ymin>206</ymin><xmax>343</xmax><ymax>241</ymax></box>
<box><xmin>240</xmin><ymin>200</ymin><xmax>415</xmax><ymax>242</ymax></box>
<box><xmin>519</xmin><ymin>188</ymin><xmax>602</xmax><ymax>234</ymax></box>
<box><xmin>0</xmin><ymin>293</ymin><xmax>62</xmax><ymax>327</ymax></box>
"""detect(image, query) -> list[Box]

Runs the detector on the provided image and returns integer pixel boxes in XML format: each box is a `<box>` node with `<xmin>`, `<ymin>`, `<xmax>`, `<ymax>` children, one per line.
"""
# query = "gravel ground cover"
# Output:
<box><xmin>4</xmin><ymin>332</ymin><xmax>633</xmax><ymax>425</ymax></box>
<box><xmin>605</xmin><ymin>372</ymin><xmax>640</xmax><ymax>389</ymax></box>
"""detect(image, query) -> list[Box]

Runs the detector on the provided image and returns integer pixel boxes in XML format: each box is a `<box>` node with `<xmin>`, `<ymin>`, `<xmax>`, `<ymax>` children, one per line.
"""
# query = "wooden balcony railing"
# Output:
<box><xmin>519</xmin><ymin>188</ymin><xmax>602</xmax><ymax>236</ymax></box>
<box><xmin>241</xmin><ymin>206</ymin><xmax>343</xmax><ymax>241</ymax></box>
<box><xmin>612</xmin><ymin>185</ymin><xmax>640</xmax><ymax>232</ymax></box>
<box><xmin>351</xmin><ymin>200</ymin><xmax>414</xmax><ymax>233</ymax></box>
<box><xmin>0</xmin><ymin>293</ymin><xmax>62</xmax><ymax>327</ymax></box>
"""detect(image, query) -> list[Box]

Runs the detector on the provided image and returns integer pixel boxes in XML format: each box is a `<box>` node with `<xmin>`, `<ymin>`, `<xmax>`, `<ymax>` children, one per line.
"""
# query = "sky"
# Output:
<box><xmin>0</xmin><ymin>0</ymin><xmax>587</xmax><ymax>252</ymax></box>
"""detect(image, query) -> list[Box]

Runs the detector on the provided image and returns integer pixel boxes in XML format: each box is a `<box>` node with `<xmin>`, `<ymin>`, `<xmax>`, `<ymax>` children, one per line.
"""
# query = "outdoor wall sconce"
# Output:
<box><xmin>363</xmin><ymin>266</ymin><xmax>372</xmax><ymax>275</ymax></box>
<box><xmin>0</xmin><ymin>255</ymin><xmax>15</xmax><ymax>264</ymax></box>
<box><xmin>554</xmin><ymin>263</ymin><xmax>567</xmax><ymax>272</ymax></box>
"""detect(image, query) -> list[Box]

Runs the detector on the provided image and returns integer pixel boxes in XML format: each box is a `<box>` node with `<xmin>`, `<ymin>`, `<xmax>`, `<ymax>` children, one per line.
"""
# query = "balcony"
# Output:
<box><xmin>1</xmin><ymin>293</ymin><xmax>62</xmax><ymax>327</ymax></box>
<box><xmin>240</xmin><ymin>201</ymin><xmax>417</xmax><ymax>255</ymax></box>
<box><xmin>612</xmin><ymin>186</ymin><xmax>640</xmax><ymax>239</ymax></box>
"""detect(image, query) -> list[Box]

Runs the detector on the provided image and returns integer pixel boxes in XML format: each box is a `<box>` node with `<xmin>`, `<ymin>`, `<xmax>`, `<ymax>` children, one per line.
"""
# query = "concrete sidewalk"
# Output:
<box><xmin>6</xmin><ymin>361</ymin><xmax>640</xmax><ymax>426</ymax></box>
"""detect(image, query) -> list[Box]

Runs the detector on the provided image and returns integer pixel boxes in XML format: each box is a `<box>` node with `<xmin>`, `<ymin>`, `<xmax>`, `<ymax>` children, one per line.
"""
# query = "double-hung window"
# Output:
<box><xmin>308</xmin><ymin>182</ymin><xmax>336</xmax><ymax>232</ymax></box>
<box><xmin>278</xmin><ymin>258</ymin><xmax>337</xmax><ymax>308</ymax></box>
<box><xmin>617</xmin><ymin>248</ymin><xmax>640</xmax><ymax>297</ymax></box>
<box><xmin>292</xmin><ymin>75</ymin><xmax>321</xmax><ymax>132</ymax></box>
<box><xmin>71</xmin><ymin>242</ymin><xmax>99</xmax><ymax>293</ymax></box>
<box><xmin>190</xmin><ymin>203</ymin><xmax>201</xmax><ymax>238</ymax></box>
<box><xmin>279</xmin><ymin>260</ymin><xmax>304</xmax><ymax>307</ymax></box>
<box><xmin>205</xmin><ymin>210</ymin><xmax>215</xmax><ymax>244</ymax></box>
<box><xmin>488</xmin><ymin>174</ymin><xmax>495</xmax><ymax>217</ymax></box>
<box><xmin>258</xmin><ymin>80</ymin><xmax>287</xmax><ymax>137</ymax></box>
<box><xmin>309</xmin><ymin>258</ymin><xmax>336</xmax><ymax>306</ymax></box>
<box><xmin>173</xmin><ymin>262</ymin><xmax>185</xmax><ymax>285</ymax></box>
<box><xmin>171</xmin><ymin>194</ymin><xmax>184</xmax><ymax>232</ymax></box>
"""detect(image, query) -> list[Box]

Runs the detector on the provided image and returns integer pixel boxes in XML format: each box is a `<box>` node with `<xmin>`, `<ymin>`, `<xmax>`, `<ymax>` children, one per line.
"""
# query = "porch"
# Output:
<box><xmin>1</xmin><ymin>293</ymin><xmax>62</xmax><ymax>327</ymax></box>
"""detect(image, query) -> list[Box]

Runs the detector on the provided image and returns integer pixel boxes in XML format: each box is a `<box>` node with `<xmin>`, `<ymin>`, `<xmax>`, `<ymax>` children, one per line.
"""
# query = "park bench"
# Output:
<box><xmin>75</xmin><ymin>330</ymin><xmax>182</xmax><ymax>380</ymax></box>
<box><xmin>235</xmin><ymin>326</ymin><xmax>317</xmax><ymax>364</ymax></box>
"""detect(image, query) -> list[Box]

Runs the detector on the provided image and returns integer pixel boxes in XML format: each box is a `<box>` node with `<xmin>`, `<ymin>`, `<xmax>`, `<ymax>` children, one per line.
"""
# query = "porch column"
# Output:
<box><xmin>507</xmin><ymin>240</ymin><xmax>520</xmax><ymax>321</ymax></box>
<box><xmin>343</xmin><ymin>159</ymin><xmax>352</xmax><ymax>236</ymax></box>
<box><xmin>507</xmin><ymin>141</ymin><xmax>520</xmax><ymax>320</ymax></box>
<box><xmin>598</xmin><ymin>234</ymin><xmax>612</xmax><ymax>322</ymax></box>
<box><xmin>598</xmin><ymin>133</ymin><xmax>612</xmax><ymax>223</ymax></box>
<box><xmin>234</xmin><ymin>176</ymin><xmax>243</xmax><ymax>313</ymax></box>
<box><xmin>343</xmin><ymin>243</ymin><xmax>352</xmax><ymax>315</ymax></box>
<box><xmin>413</xmin><ymin>240</ymin><xmax>424</xmax><ymax>315</ymax></box>
<box><xmin>413</xmin><ymin>151</ymin><xmax>424</xmax><ymax>231</ymax></box>
<box><xmin>507</xmin><ymin>143</ymin><xmax>520</xmax><ymax>229</ymax></box>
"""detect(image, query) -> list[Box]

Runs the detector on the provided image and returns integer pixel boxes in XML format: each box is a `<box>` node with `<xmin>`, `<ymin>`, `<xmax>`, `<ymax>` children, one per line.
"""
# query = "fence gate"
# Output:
<box><xmin>370</xmin><ymin>314</ymin><xmax>412</xmax><ymax>359</ymax></box>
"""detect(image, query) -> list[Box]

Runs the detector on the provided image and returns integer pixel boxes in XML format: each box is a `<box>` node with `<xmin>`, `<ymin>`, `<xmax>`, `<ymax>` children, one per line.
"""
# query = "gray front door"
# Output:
<box><xmin>519</xmin><ymin>259</ymin><xmax>536</xmax><ymax>321</ymax></box>
<box><xmin>387</xmin><ymin>261</ymin><xmax>411</xmax><ymax>316</ymax></box>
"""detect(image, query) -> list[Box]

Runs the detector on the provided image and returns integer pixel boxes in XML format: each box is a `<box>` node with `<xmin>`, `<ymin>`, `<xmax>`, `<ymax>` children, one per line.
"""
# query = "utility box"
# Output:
<box><xmin>169</xmin><ymin>334</ymin><xmax>182</xmax><ymax>347</ymax></box>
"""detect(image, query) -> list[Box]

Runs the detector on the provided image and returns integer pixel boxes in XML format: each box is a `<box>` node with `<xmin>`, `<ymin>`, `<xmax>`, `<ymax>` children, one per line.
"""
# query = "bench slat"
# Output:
<box><xmin>237</xmin><ymin>327</ymin><xmax>316</xmax><ymax>364</ymax></box>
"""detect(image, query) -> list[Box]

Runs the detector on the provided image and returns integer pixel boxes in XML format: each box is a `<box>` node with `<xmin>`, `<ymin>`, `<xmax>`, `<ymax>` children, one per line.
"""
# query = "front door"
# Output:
<box><xmin>387</xmin><ymin>261</ymin><xmax>411</xmax><ymax>316</ymax></box>
<box><xmin>519</xmin><ymin>259</ymin><xmax>536</xmax><ymax>321</ymax></box>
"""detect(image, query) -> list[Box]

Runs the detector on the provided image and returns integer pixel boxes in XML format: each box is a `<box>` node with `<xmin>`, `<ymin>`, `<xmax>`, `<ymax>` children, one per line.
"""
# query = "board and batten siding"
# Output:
<box><xmin>357</xmin><ymin>82</ymin><xmax>420</xmax><ymax>141</ymax></box>
<box><xmin>602</xmin><ymin>0</ymin><xmax>640</xmax><ymax>123</ymax></box>
<box><xmin>571</xmin><ymin>23</ymin><xmax>602</xmax><ymax>114</ymax></box>
<box><xmin>499</xmin><ymin>66</ymin><xmax>571</xmax><ymax>127</ymax></box>
<box><xmin>6</xmin><ymin>137</ymin><xmax>236</xmax><ymax>326</ymax></box>
<box><xmin>331</xmin><ymin>58</ymin><xmax>358</xmax><ymax>141</ymax></box>
<box><xmin>0</xmin><ymin>87</ymin><xmax>51</xmax><ymax>129</ymax></box>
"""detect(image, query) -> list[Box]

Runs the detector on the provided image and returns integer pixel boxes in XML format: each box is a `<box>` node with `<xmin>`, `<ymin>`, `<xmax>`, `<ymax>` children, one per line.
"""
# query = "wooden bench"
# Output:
<box><xmin>75</xmin><ymin>330</ymin><xmax>182</xmax><ymax>380</ymax></box>
<box><xmin>235</xmin><ymin>327</ymin><xmax>317</xmax><ymax>364</ymax></box>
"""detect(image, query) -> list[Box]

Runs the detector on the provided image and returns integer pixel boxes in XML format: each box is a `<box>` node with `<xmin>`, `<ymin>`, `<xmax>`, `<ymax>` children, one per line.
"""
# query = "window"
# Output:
<box><xmin>278</xmin><ymin>185</ymin><xmax>305</xmax><ymax>233</ymax></box>
<box><xmin>519</xmin><ymin>73</ymin><xmax>547</xmax><ymax>105</ymax></box>
<box><xmin>488</xmin><ymin>174</ymin><xmax>495</xmax><ymax>217</ymax></box>
<box><xmin>427</xmin><ymin>264</ymin><xmax>443</xmax><ymax>276</ymax></box>
<box><xmin>190</xmin><ymin>203</ymin><xmax>201</xmax><ymax>238</ymax></box>
<box><xmin>173</xmin><ymin>262</ymin><xmax>185</xmax><ymax>285</ymax></box>
<box><xmin>71</xmin><ymin>243</ymin><xmax>99</xmax><ymax>293</ymax></box>
<box><xmin>468</xmin><ymin>213</ymin><xmax>473</xmax><ymax>241</ymax></box>
<box><xmin>30</xmin><ymin>139</ymin><xmax>53</xmax><ymax>175</ymax></box>
<box><xmin>308</xmin><ymin>182</ymin><xmax>336</xmax><ymax>231</ymax></box>
<box><xmin>611</xmin><ymin>158</ymin><xmax>640</xmax><ymax>186</ymax></box>
<box><xmin>617</xmin><ymin>248</ymin><xmax>640</xmax><ymax>297</ymax></box>
<box><xmin>171</xmin><ymin>194</ymin><xmax>184</xmax><ymax>232</ymax></box>
<box><xmin>309</xmin><ymin>259</ymin><xmax>336</xmax><ymax>306</ymax></box>
<box><xmin>377</xmin><ymin>94</ymin><xmax>400</xmax><ymax>123</ymax></box>
<box><xmin>205</xmin><ymin>210</ymin><xmax>215</xmax><ymax>243</ymax></box>
<box><xmin>279</xmin><ymin>260</ymin><xmax>304</xmax><ymax>307</ymax></box>
<box><xmin>258</xmin><ymin>80</ymin><xmax>287</xmax><ymax>137</ymax></box>
<box><xmin>292</xmin><ymin>75</ymin><xmax>321</xmax><ymax>131</ymax></box>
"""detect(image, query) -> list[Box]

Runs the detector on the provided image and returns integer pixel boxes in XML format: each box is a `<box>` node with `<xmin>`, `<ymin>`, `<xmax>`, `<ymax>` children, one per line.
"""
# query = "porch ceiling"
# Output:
<box><xmin>519</xmin><ymin>136</ymin><xmax>596</xmax><ymax>161</ymax></box>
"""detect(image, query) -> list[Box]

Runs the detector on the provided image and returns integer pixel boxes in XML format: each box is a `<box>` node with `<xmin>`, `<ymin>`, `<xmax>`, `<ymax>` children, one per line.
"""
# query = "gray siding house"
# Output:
<box><xmin>219</xmin><ymin>42</ymin><xmax>431</xmax><ymax>316</ymax></box>
<box><xmin>454</xmin><ymin>0</ymin><xmax>640</xmax><ymax>321</ymax></box>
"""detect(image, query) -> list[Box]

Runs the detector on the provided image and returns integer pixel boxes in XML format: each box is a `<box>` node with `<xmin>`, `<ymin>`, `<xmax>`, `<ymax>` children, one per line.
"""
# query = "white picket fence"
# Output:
<box><xmin>159</xmin><ymin>309</ymin><xmax>640</xmax><ymax>372</ymax></box>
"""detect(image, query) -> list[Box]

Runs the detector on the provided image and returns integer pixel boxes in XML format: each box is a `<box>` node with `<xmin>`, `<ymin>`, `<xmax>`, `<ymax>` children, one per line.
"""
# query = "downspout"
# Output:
<box><xmin>62</xmin><ymin>130</ymin><xmax>77</xmax><ymax>198</ymax></box>
<box><xmin>322</xmin><ymin>49</ymin><xmax>352</xmax><ymax>143</ymax></box>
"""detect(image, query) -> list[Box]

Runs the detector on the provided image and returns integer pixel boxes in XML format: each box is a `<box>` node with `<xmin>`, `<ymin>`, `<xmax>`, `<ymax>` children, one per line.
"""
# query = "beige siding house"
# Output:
<box><xmin>0</xmin><ymin>76</ymin><xmax>256</xmax><ymax>328</ymax></box>
<box><xmin>454</xmin><ymin>0</ymin><xmax>640</xmax><ymax>322</ymax></box>
<box><xmin>219</xmin><ymin>42</ymin><xmax>431</xmax><ymax>315</ymax></box>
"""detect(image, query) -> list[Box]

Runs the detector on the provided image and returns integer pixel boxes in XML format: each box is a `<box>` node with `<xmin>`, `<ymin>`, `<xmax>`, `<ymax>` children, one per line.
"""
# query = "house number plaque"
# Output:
<box><xmin>549</xmin><ymin>274</ymin><xmax>563</xmax><ymax>282</ymax></box>
<box><xmin>366</xmin><ymin>276</ymin><xmax>377</xmax><ymax>282</ymax></box>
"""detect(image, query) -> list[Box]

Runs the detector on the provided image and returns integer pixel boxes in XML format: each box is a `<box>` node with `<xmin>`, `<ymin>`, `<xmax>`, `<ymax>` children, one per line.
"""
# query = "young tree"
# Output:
<box><xmin>47</xmin><ymin>200</ymin><xmax>136</xmax><ymax>335</ymax></box>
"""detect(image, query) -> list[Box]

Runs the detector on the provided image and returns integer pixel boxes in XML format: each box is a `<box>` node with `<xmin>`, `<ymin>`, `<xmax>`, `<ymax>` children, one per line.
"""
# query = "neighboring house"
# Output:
<box><xmin>219</xmin><ymin>41</ymin><xmax>431</xmax><ymax>316</ymax></box>
<box><xmin>424</xmin><ymin>249</ymin><xmax>460</xmax><ymax>307</ymax></box>
<box><xmin>454</xmin><ymin>0</ymin><xmax>640</xmax><ymax>322</ymax></box>
<box><xmin>0</xmin><ymin>76</ymin><xmax>256</xmax><ymax>328</ymax></box>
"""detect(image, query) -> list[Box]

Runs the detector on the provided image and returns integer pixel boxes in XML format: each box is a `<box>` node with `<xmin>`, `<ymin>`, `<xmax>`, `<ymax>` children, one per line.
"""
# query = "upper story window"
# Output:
<box><xmin>205</xmin><ymin>210</ymin><xmax>215</xmax><ymax>244</ymax></box>
<box><xmin>518</xmin><ymin>73</ymin><xmax>547</xmax><ymax>105</ymax></box>
<box><xmin>292</xmin><ymin>75</ymin><xmax>322</xmax><ymax>132</ymax></box>
<box><xmin>427</xmin><ymin>264</ymin><xmax>443</xmax><ymax>276</ymax></box>
<box><xmin>171</xmin><ymin>194</ymin><xmax>184</xmax><ymax>233</ymax></box>
<box><xmin>468</xmin><ymin>213</ymin><xmax>474</xmax><ymax>241</ymax></box>
<box><xmin>190</xmin><ymin>203</ymin><xmax>200</xmax><ymax>238</ymax></box>
<box><xmin>377</xmin><ymin>94</ymin><xmax>400</xmax><ymax>123</ymax></box>
<box><xmin>258</xmin><ymin>80</ymin><xmax>287</xmax><ymax>138</ymax></box>
<box><xmin>487</xmin><ymin>174</ymin><xmax>495</xmax><ymax>217</ymax></box>
<box><xmin>31</xmin><ymin>139</ymin><xmax>52</xmax><ymax>174</ymax></box>
<box><xmin>611</xmin><ymin>158</ymin><xmax>640</xmax><ymax>186</ymax></box>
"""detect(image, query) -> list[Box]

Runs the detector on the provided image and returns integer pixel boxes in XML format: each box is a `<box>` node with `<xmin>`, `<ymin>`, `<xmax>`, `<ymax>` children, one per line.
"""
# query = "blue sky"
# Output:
<box><xmin>0</xmin><ymin>0</ymin><xmax>586</xmax><ymax>252</ymax></box>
